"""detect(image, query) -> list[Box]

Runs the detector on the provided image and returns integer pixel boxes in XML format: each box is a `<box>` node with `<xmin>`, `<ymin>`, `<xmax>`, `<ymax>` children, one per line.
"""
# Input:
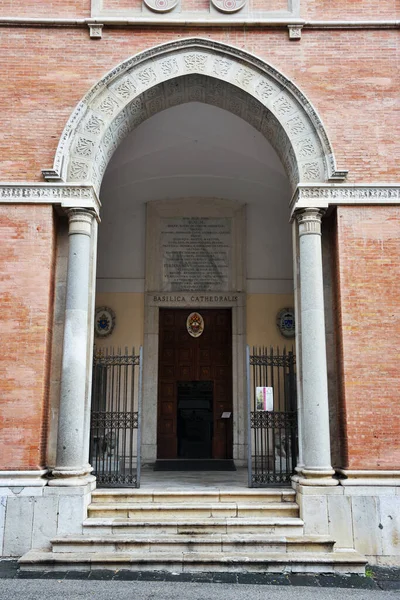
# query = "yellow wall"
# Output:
<box><xmin>94</xmin><ymin>293</ymin><xmax>144</xmax><ymax>351</ymax></box>
<box><xmin>94</xmin><ymin>292</ymin><xmax>294</xmax><ymax>351</ymax></box>
<box><xmin>246</xmin><ymin>294</ymin><xmax>295</xmax><ymax>349</ymax></box>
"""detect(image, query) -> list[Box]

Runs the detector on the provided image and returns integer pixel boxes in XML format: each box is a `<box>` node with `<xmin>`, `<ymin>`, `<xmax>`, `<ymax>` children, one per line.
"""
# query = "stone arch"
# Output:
<box><xmin>53</xmin><ymin>38</ymin><xmax>346</xmax><ymax>192</ymax></box>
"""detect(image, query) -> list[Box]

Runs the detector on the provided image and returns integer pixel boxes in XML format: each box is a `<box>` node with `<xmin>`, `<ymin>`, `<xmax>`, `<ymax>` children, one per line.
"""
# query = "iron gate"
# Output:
<box><xmin>89</xmin><ymin>347</ymin><xmax>142</xmax><ymax>487</ymax></box>
<box><xmin>247</xmin><ymin>346</ymin><xmax>297</xmax><ymax>487</ymax></box>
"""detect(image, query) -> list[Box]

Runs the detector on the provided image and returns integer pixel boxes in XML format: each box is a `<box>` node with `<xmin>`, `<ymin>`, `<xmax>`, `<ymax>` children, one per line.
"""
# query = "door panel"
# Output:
<box><xmin>157</xmin><ymin>308</ymin><xmax>233</xmax><ymax>460</ymax></box>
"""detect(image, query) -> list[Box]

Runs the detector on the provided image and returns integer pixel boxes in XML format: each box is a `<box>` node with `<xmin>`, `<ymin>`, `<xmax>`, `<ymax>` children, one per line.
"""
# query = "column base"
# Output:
<box><xmin>48</xmin><ymin>465</ymin><xmax>95</xmax><ymax>487</ymax></box>
<box><xmin>298</xmin><ymin>467</ymin><xmax>339</xmax><ymax>486</ymax></box>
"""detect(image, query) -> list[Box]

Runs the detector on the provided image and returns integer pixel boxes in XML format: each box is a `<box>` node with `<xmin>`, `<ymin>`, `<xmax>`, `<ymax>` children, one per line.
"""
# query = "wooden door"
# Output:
<box><xmin>157</xmin><ymin>308</ymin><xmax>233</xmax><ymax>460</ymax></box>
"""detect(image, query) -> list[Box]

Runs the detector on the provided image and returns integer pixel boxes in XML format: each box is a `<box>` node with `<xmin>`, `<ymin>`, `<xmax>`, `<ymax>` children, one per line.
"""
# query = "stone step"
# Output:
<box><xmin>19</xmin><ymin>549</ymin><xmax>367</xmax><ymax>574</ymax></box>
<box><xmin>51</xmin><ymin>534</ymin><xmax>334</xmax><ymax>554</ymax></box>
<box><xmin>91</xmin><ymin>489</ymin><xmax>296</xmax><ymax>505</ymax></box>
<box><xmin>87</xmin><ymin>502</ymin><xmax>299</xmax><ymax>519</ymax></box>
<box><xmin>82</xmin><ymin>517</ymin><xmax>304</xmax><ymax>536</ymax></box>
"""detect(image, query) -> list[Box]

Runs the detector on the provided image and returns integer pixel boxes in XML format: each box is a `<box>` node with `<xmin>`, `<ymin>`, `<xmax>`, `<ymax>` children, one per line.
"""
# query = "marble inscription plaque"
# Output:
<box><xmin>161</xmin><ymin>217</ymin><xmax>231</xmax><ymax>291</ymax></box>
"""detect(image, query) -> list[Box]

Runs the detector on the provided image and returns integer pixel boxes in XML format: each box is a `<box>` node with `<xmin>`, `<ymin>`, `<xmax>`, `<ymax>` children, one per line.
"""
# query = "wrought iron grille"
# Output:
<box><xmin>247</xmin><ymin>346</ymin><xmax>297</xmax><ymax>487</ymax></box>
<box><xmin>90</xmin><ymin>347</ymin><xmax>142</xmax><ymax>488</ymax></box>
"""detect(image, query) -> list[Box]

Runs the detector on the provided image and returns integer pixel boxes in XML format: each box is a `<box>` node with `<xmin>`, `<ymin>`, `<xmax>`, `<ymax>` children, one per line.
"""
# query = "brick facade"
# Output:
<box><xmin>336</xmin><ymin>206</ymin><xmax>400</xmax><ymax>470</ymax></box>
<box><xmin>0</xmin><ymin>2</ymin><xmax>399</xmax><ymax>475</ymax></box>
<box><xmin>0</xmin><ymin>28</ymin><xmax>399</xmax><ymax>182</ymax></box>
<box><xmin>0</xmin><ymin>205</ymin><xmax>55</xmax><ymax>470</ymax></box>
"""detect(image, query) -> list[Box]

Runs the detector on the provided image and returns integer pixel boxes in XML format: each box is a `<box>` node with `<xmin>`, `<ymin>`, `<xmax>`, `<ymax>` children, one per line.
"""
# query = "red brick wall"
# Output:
<box><xmin>0</xmin><ymin>205</ymin><xmax>55</xmax><ymax>470</ymax></box>
<box><xmin>335</xmin><ymin>206</ymin><xmax>400</xmax><ymax>470</ymax></box>
<box><xmin>0</xmin><ymin>27</ymin><xmax>398</xmax><ymax>183</ymax></box>
<box><xmin>103</xmin><ymin>0</ymin><xmax>141</xmax><ymax>10</ymax></box>
<box><xmin>303</xmin><ymin>0</ymin><xmax>398</xmax><ymax>20</ymax></box>
<box><xmin>1</xmin><ymin>0</ymin><xmax>397</xmax><ymax>18</ymax></box>
<box><xmin>0</xmin><ymin>1</ymin><xmax>90</xmax><ymax>18</ymax></box>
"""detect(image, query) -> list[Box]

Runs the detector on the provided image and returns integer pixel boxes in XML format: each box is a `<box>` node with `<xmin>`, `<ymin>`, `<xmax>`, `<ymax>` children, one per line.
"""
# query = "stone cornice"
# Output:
<box><xmin>0</xmin><ymin>17</ymin><xmax>398</xmax><ymax>29</ymax></box>
<box><xmin>291</xmin><ymin>183</ymin><xmax>400</xmax><ymax>216</ymax></box>
<box><xmin>0</xmin><ymin>183</ymin><xmax>101</xmax><ymax>217</ymax></box>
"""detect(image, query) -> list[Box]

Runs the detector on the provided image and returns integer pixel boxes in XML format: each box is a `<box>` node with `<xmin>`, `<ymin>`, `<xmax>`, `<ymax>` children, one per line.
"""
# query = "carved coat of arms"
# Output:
<box><xmin>186</xmin><ymin>312</ymin><xmax>204</xmax><ymax>338</ymax></box>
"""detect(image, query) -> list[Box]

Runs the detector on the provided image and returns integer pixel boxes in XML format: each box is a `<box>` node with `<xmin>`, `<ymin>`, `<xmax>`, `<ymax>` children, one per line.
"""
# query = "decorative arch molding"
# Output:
<box><xmin>50</xmin><ymin>38</ymin><xmax>347</xmax><ymax>192</ymax></box>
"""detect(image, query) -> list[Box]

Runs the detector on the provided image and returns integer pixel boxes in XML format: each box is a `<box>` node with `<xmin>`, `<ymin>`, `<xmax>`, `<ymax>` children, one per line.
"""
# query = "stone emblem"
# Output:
<box><xmin>276</xmin><ymin>308</ymin><xmax>295</xmax><ymax>338</ymax></box>
<box><xmin>186</xmin><ymin>312</ymin><xmax>204</xmax><ymax>338</ymax></box>
<box><xmin>95</xmin><ymin>306</ymin><xmax>116</xmax><ymax>337</ymax></box>
<box><xmin>143</xmin><ymin>0</ymin><xmax>178</xmax><ymax>12</ymax></box>
<box><xmin>211</xmin><ymin>0</ymin><xmax>246</xmax><ymax>12</ymax></box>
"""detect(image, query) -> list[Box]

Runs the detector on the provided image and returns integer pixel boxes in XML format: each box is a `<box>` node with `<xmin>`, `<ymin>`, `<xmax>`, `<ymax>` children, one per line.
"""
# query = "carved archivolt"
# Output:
<box><xmin>52</xmin><ymin>38</ymin><xmax>345</xmax><ymax>192</ymax></box>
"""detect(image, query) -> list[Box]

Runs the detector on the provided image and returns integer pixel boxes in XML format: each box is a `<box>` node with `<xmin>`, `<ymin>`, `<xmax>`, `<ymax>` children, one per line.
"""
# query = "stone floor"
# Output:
<box><xmin>139</xmin><ymin>466</ymin><xmax>250</xmax><ymax>491</ymax></box>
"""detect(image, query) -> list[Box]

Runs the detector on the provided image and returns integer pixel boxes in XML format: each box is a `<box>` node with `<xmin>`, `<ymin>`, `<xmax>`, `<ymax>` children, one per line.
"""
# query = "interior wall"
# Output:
<box><xmin>94</xmin><ymin>293</ymin><xmax>144</xmax><ymax>351</ymax></box>
<box><xmin>246</xmin><ymin>293</ymin><xmax>295</xmax><ymax>348</ymax></box>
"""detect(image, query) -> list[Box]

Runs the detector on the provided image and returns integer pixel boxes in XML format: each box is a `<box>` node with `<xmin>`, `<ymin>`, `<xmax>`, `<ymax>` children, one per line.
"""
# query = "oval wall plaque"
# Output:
<box><xmin>143</xmin><ymin>0</ymin><xmax>179</xmax><ymax>13</ymax></box>
<box><xmin>95</xmin><ymin>306</ymin><xmax>116</xmax><ymax>338</ymax></box>
<box><xmin>211</xmin><ymin>0</ymin><xmax>246</xmax><ymax>13</ymax></box>
<box><xmin>187</xmin><ymin>312</ymin><xmax>204</xmax><ymax>338</ymax></box>
<box><xmin>276</xmin><ymin>307</ymin><xmax>295</xmax><ymax>339</ymax></box>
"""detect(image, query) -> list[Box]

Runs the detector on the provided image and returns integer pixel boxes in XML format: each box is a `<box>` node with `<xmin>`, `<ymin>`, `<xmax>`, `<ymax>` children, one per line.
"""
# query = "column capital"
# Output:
<box><xmin>295</xmin><ymin>207</ymin><xmax>325</xmax><ymax>236</ymax></box>
<box><xmin>65</xmin><ymin>207</ymin><xmax>95</xmax><ymax>236</ymax></box>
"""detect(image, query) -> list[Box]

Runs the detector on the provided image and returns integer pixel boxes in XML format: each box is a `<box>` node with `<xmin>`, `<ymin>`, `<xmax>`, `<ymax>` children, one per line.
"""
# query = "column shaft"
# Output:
<box><xmin>292</xmin><ymin>219</ymin><xmax>304</xmax><ymax>474</ymax></box>
<box><xmin>296</xmin><ymin>208</ymin><xmax>337</xmax><ymax>485</ymax></box>
<box><xmin>51</xmin><ymin>209</ymin><xmax>95</xmax><ymax>483</ymax></box>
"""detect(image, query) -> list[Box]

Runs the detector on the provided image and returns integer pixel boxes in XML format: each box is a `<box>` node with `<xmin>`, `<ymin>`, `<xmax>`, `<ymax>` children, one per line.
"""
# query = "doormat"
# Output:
<box><xmin>153</xmin><ymin>459</ymin><xmax>236</xmax><ymax>471</ymax></box>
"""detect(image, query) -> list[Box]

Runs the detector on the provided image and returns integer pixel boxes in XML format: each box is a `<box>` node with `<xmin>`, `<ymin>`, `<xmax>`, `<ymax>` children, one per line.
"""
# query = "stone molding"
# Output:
<box><xmin>48</xmin><ymin>38</ymin><xmax>346</xmax><ymax>192</ymax></box>
<box><xmin>1</xmin><ymin>17</ymin><xmax>400</xmax><ymax>28</ymax></box>
<box><xmin>0</xmin><ymin>470</ymin><xmax>48</xmax><ymax>488</ymax></box>
<box><xmin>0</xmin><ymin>183</ymin><xmax>101</xmax><ymax>216</ymax></box>
<box><xmin>291</xmin><ymin>183</ymin><xmax>400</xmax><ymax>215</ymax></box>
<box><xmin>336</xmin><ymin>469</ymin><xmax>400</xmax><ymax>487</ymax></box>
<box><xmin>2</xmin><ymin>183</ymin><xmax>399</xmax><ymax>216</ymax></box>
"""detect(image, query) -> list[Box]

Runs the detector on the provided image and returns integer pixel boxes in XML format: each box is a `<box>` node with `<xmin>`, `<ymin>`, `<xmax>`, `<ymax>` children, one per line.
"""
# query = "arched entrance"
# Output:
<box><xmin>50</xmin><ymin>38</ymin><xmax>343</xmax><ymax>488</ymax></box>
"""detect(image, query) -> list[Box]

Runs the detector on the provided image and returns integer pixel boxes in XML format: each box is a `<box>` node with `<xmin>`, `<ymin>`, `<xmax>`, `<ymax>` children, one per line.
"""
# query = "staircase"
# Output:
<box><xmin>20</xmin><ymin>488</ymin><xmax>366</xmax><ymax>574</ymax></box>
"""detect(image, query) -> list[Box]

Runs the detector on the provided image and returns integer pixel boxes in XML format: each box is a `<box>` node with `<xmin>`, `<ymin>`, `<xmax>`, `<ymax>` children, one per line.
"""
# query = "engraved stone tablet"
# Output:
<box><xmin>161</xmin><ymin>217</ymin><xmax>231</xmax><ymax>292</ymax></box>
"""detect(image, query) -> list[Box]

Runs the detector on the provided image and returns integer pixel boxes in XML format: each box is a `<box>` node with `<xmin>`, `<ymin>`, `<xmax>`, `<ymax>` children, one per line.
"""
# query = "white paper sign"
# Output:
<box><xmin>221</xmin><ymin>412</ymin><xmax>232</xmax><ymax>419</ymax></box>
<box><xmin>256</xmin><ymin>387</ymin><xmax>274</xmax><ymax>411</ymax></box>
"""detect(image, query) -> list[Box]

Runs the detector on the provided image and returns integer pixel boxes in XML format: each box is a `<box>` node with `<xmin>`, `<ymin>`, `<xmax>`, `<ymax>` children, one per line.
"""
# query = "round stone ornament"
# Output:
<box><xmin>211</xmin><ymin>0</ymin><xmax>246</xmax><ymax>13</ymax></box>
<box><xmin>143</xmin><ymin>0</ymin><xmax>179</xmax><ymax>12</ymax></box>
<box><xmin>276</xmin><ymin>308</ymin><xmax>295</xmax><ymax>339</ymax></box>
<box><xmin>187</xmin><ymin>312</ymin><xmax>204</xmax><ymax>338</ymax></box>
<box><xmin>95</xmin><ymin>306</ymin><xmax>116</xmax><ymax>338</ymax></box>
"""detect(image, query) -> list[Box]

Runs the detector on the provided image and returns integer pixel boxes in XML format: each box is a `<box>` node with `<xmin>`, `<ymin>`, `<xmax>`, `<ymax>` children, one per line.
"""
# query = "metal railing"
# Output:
<box><xmin>247</xmin><ymin>346</ymin><xmax>297</xmax><ymax>487</ymax></box>
<box><xmin>89</xmin><ymin>346</ymin><xmax>142</xmax><ymax>488</ymax></box>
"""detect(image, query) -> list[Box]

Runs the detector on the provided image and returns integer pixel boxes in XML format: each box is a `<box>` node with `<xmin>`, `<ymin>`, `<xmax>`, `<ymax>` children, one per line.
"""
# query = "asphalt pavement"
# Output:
<box><xmin>1</xmin><ymin>562</ymin><xmax>400</xmax><ymax>599</ymax></box>
<box><xmin>1</xmin><ymin>578</ymin><xmax>400</xmax><ymax>600</ymax></box>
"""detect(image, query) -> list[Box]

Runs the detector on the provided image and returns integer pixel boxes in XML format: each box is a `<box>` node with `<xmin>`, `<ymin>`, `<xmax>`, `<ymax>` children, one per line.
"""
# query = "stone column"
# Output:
<box><xmin>295</xmin><ymin>208</ymin><xmax>337</xmax><ymax>485</ymax></box>
<box><xmin>291</xmin><ymin>219</ymin><xmax>304</xmax><ymax>477</ymax></box>
<box><xmin>50</xmin><ymin>208</ymin><xmax>96</xmax><ymax>485</ymax></box>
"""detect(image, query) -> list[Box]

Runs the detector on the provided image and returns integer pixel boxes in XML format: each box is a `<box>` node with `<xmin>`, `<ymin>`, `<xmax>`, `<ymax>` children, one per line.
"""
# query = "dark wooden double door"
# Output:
<box><xmin>157</xmin><ymin>309</ymin><xmax>233</xmax><ymax>460</ymax></box>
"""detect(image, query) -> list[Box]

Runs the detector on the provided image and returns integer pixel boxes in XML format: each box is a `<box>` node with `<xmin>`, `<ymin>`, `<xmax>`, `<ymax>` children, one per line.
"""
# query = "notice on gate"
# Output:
<box><xmin>256</xmin><ymin>387</ymin><xmax>274</xmax><ymax>411</ymax></box>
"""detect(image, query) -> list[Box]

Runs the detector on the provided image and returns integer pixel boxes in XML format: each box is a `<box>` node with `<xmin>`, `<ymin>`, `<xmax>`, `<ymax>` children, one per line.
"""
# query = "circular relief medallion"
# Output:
<box><xmin>95</xmin><ymin>306</ymin><xmax>116</xmax><ymax>338</ymax></box>
<box><xmin>187</xmin><ymin>312</ymin><xmax>204</xmax><ymax>338</ymax></box>
<box><xmin>143</xmin><ymin>0</ymin><xmax>179</xmax><ymax>12</ymax></box>
<box><xmin>276</xmin><ymin>308</ymin><xmax>295</xmax><ymax>339</ymax></box>
<box><xmin>211</xmin><ymin>0</ymin><xmax>246</xmax><ymax>13</ymax></box>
